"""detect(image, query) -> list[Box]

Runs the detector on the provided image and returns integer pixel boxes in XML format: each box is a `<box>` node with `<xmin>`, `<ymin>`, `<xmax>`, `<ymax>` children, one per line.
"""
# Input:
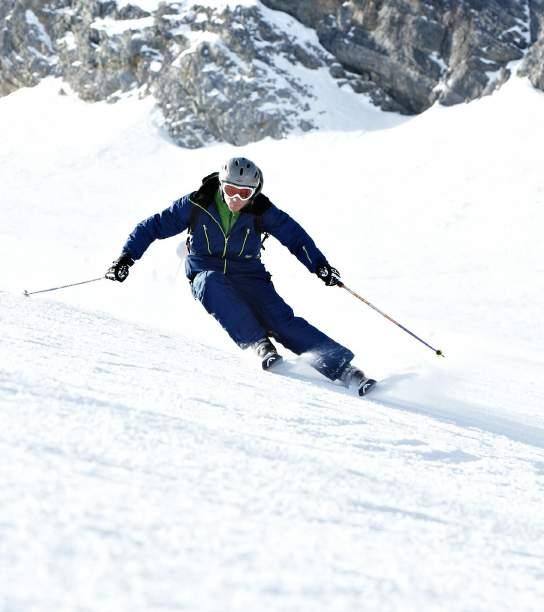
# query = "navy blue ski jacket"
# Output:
<box><xmin>122</xmin><ymin>173</ymin><xmax>329</xmax><ymax>281</ymax></box>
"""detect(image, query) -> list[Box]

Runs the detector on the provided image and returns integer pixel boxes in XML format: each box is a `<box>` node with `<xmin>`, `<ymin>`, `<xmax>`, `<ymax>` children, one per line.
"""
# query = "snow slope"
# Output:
<box><xmin>2</xmin><ymin>292</ymin><xmax>544</xmax><ymax>612</ymax></box>
<box><xmin>1</xmin><ymin>72</ymin><xmax>544</xmax><ymax>611</ymax></box>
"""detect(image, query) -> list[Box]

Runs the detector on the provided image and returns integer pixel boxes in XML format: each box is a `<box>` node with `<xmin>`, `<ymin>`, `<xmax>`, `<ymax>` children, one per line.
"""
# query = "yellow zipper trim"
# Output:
<box><xmin>302</xmin><ymin>245</ymin><xmax>313</xmax><ymax>264</ymax></box>
<box><xmin>238</xmin><ymin>228</ymin><xmax>250</xmax><ymax>257</ymax></box>
<box><xmin>222</xmin><ymin>236</ymin><xmax>230</xmax><ymax>273</ymax></box>
<box><xmin>190</xmin><ymin>199</ymin><xmax>227</xmax><ymax>239</ymax></box>
<box><xmin>202</xmin><ymin>225</ymin><xmax>212</xmax><ymax>255</ymax></box>
<box><xmin>190</xmin><ymin>198</ymin><xmax>230</xmax><ymax>273</ymax></box>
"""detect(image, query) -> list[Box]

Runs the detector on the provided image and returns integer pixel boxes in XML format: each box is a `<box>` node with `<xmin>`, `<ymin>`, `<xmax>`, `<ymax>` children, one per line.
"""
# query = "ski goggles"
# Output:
<box><xmin>221</xmin><ymin>182</ymin><xmax>256</xmax><ymax>200</ymax></box>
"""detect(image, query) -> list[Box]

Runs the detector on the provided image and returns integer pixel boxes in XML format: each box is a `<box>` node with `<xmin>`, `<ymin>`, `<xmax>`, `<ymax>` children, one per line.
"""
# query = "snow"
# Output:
<box><xmin>59</xmin><ymin>31</ymin><xmax>77</xmax><ymax>52</ymax></box>
<box><xmin>2</xmin><ymin>292</ymin><xmax>544</xmax><ymax>612</ymax></box>
<box><xmin>91</xmin><ymin>16</ymin><xmax>155</xmax><ymax>35</ymax></box>
<box><xmin>261</xmin><ymin>54</ymin><xmax>400</xmax><ymax>132</ymax></box>
<box><xmin>1</xmin><ymin>69</ymin><xmax>544</xmax><ymax>611</ymax></box>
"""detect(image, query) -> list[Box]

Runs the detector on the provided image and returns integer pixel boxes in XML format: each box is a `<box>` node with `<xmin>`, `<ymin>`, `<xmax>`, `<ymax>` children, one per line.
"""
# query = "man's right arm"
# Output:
<box><xmin>122</xmin><ymin>195</ymin><xmax>193</xmax><ymax>260</ymax></box>
<box><xmin>106</xmin><ymin>195</ymin><xmax>193</xmax><ymax>282</ymax></box>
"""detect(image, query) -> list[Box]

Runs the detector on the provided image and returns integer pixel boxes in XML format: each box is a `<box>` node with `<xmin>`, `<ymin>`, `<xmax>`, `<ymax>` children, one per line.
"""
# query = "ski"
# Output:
<box><xmin>263</xmin><ymin>357</ymin><xmax>378</xmax><ymax>398</ymax></box>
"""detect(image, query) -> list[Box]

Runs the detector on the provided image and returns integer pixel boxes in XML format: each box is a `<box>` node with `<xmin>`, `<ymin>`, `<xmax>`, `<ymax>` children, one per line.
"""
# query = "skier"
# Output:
<box><xmin>106</xmin><ymin>157</ymin><xmax>376</xmax><ymax>396</ymax></box>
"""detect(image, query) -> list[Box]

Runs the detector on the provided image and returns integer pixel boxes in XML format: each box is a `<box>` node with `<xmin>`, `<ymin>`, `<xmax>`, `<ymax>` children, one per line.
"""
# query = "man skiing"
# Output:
<box><xmin>106</xmin><ymin>157</ymin><xmax>376</xmax><ymax>396</ymax></box>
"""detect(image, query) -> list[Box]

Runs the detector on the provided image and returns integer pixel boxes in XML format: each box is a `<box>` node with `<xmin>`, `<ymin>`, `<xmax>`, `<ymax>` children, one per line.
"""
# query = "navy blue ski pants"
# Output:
<box><xmin>191</xmin><ymin>271</ymin><xmax>354</xmax><ymax>380</ymax></box>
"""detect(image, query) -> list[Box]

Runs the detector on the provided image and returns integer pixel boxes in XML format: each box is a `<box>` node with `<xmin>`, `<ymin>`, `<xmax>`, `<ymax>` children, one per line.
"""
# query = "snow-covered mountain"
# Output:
<box><xmin>1</xmin><ymin>66</ymin><xmax>544</xmax><ymax>611</ymax></box>
<box><xmin>262</xmin><ymin>0</ymin><xmax>544</xmax><ymax>108</ymax></box>
<box><xmin>2</xmin><ymin>0</ymin><xmax>544</xmax><ymax>146</ymax></box>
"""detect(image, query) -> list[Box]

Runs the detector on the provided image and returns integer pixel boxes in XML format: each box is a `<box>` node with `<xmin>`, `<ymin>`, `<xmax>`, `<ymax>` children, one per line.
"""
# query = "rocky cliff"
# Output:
<box><xmin>1</xmin><ymin>0</ymin><xmax>543</xmax><ymax>147</ymax></box>
<box><xmin>261</xmin><ymin>0</ymin><xmax>544</xmax><ymax>110</ymax></box>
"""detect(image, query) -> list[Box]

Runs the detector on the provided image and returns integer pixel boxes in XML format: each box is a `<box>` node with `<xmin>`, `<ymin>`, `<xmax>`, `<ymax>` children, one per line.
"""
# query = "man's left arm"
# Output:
<box><xmin>262</xmin><ymin>205</ymin><xmax>341</xmax><ymax>286</ymax></box>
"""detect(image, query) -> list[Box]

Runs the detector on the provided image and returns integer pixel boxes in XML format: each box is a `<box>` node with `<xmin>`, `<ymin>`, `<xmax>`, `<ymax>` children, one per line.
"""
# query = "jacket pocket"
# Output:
<box><xmin>202</xmin><ymin>225</ymin><xmax>212</xmax><ymax>255</ymax></box>
<box><xmin>238</xmin><ymin>228</ymin><xmax>251</xmax><ymax>257</ymax></box>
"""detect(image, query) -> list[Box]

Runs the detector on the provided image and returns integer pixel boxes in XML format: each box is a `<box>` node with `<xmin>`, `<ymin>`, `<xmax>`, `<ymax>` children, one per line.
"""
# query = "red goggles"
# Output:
<box><xmin>222</xmin><ymin>183</ymin><xmax>256</xmax><ymax>200</ymax></box>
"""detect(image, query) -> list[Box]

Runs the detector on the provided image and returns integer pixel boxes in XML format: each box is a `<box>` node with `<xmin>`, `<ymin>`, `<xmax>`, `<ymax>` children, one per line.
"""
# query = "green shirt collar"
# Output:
<box><xmin>215</xmin><ymin>188</ymin><xmax>240</xmax><ymax>235</ymax></box>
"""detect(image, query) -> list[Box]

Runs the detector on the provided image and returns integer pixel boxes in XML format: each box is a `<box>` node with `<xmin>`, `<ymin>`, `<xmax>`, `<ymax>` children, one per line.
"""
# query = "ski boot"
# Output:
<box><xmin>340</xmin><ymin>365</ymin><xmax>377</xmax><ymax>397</ymax></box>
<box><xmin>253</xmin><ymin>337</ymin><xmax>283</xmax><ymax>370</ymax></box>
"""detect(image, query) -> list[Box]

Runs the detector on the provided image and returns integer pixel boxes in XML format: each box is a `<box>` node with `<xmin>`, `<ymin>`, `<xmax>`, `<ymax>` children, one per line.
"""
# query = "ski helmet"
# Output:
<box><xmin>219</xmin><ymin>157</ymin><xmax>262</xmax><ymax>188</ymax></box>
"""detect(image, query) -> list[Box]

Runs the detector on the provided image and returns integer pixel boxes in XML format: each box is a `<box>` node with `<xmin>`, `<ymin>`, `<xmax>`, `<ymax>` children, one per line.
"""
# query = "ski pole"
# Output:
<box><xmin>23</xmin><ymin>276</ymin><xmax>106</xmax><ymax>297</ymax></box>
<box><xmin>338</xmin><ymin>282</ymin><xmax>444</xmax><ymax>357</ymax></box>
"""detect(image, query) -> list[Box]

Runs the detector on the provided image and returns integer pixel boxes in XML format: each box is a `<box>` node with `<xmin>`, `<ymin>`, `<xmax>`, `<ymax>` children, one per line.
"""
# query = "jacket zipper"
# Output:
<box><xmin>238</xmin><ymin>228</ymin><xmax>250</xmax><ymax>257</ymax></box>
<box><xmin>202</xmin><ymin>225</ymin><xmax>212</xmax><ymax>255</ymax></box>
<box><xmin>222</xmin><ymin>237</ymin><xmax>230</xmax><ymax>273</ymax></box>
<box><xmin>190</xmin><ymin>199</ymin><xmax>230</xmax><ymax>273</ymax></box>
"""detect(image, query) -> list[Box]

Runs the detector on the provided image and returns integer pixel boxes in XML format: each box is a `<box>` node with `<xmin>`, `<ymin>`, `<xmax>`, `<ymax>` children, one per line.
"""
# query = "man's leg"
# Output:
<box><xmin>234</xmin><ymin>276</ymin><xmax>353</xmax><ymax>380</ymax></box>
<box><xmin>191</xmin><ymin>271</ymin><xmax>266</xmax><ymax>347</ymax></box>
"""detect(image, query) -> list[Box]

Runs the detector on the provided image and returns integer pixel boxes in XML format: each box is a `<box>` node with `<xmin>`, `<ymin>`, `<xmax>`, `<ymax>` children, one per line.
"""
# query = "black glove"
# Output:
<box><xmin>106</xmin><ymin>254</ymin><xmax>134</xmax><ymax>282</ymax></box>
<box><xmin>317</xmin><ymin>263</ymin><xmax>342</xmax><ymax>287</ymax></box>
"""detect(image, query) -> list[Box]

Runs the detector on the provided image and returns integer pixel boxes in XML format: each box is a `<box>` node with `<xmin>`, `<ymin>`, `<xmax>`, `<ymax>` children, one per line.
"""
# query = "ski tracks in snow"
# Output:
<box><xmin>1</xmin><ymin>291</ymin><xmax>544</xmax><ymax>612</ymax></box>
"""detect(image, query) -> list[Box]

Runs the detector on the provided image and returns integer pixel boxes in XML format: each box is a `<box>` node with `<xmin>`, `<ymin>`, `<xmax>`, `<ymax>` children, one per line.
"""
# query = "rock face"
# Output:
<box><xmin>151</xmin><ymin>3</ymin><xmax>401</xmax><ymax>147</ymax></box>
<box><xmin>518</xmin><ymin>0</ymin><xmax>544</xmax><ymax>88</ymax></box>
<box><xmin>1</xmin><ymin>0</ymin><xmax>544</xmax><ymax>147</ymax></box>
<box><xmin>0</xmin><ymin>0</ymin><xmax>402</xmax><ymax>146</ymax></box>
<box><xmin>261</xmin><ymin>0</ymin><xmax>544</xmax><ymax>112</ymax></box>
<box><xmin>0</xmin><ymin>0</ymin><xmax>67</xmax><ymax>96</ymax></box>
